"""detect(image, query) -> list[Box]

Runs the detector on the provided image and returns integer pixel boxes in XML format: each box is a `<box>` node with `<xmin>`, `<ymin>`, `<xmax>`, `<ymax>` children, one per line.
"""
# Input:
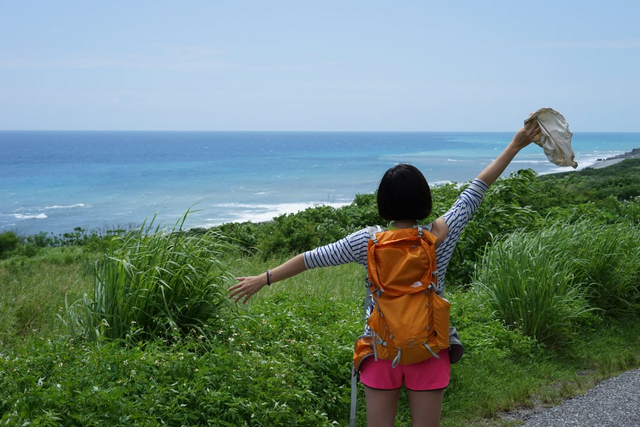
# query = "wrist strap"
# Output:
<box><xmin>266</xmin><ymin>270</ymin><xmax>272</xmax><ymax>286</ymax></box>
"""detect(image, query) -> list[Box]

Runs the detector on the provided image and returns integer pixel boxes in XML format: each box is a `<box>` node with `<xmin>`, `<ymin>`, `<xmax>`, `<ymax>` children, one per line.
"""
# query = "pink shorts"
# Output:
<box><xmin>359</xmin><ymin>350</ymin><xmax>450</xmax><ymax>391</ymax></box>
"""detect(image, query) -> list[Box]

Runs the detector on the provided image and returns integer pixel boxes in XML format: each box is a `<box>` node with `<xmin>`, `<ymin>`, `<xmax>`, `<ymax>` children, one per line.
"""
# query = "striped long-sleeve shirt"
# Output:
<box><xmin>303</xmin><ymin>178</ymin><xmax>489</xmax><ymax>295</ymax></box>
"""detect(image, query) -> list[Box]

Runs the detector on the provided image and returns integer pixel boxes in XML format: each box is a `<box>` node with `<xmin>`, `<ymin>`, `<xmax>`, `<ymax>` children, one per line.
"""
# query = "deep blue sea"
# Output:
<box><xmin>2</xmin><ymin>131</ymin><xmax>639</xmax><ymax>236</ymax></box>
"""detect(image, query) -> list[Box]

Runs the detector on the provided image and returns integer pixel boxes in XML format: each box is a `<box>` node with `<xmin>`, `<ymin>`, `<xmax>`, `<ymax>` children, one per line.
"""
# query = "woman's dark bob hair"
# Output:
<box><xmin>377</xmin><ymin>164</ymin><xmax>432</xmax><ymax>221</ymax></box>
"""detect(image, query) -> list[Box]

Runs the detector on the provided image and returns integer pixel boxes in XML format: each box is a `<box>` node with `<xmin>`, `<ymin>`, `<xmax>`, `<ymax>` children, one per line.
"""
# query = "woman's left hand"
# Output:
<box><xmin>512</xmin><ymin>117</ymin><xmax>543</xmax><ymax>150</ymax></box>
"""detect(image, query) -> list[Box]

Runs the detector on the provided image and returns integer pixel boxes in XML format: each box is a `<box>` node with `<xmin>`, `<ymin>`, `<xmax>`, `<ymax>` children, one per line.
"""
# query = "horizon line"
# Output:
<box><xmin>2</xmin><ymin>129</ymin><xmax>640</xmax><ymax>133</ymax></box>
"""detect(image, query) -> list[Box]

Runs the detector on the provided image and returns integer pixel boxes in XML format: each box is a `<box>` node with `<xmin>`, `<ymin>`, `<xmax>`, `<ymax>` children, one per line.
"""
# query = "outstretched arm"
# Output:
<box><xmin>228</xmin><ymin>253</ymin><xmax>307</xmax><ymax>304</ymax></box>
<box><xmin>476</xmin><ymin>120</ymin><xmax>541</xmax><ymax>187</ymax></box>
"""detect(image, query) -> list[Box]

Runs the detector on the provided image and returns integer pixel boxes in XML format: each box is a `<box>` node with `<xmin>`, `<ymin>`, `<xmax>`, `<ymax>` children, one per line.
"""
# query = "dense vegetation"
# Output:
<box><xmin>1</xmin><ymin>158</ymin><xmax>639</xmax><ymax>426</ymax></box>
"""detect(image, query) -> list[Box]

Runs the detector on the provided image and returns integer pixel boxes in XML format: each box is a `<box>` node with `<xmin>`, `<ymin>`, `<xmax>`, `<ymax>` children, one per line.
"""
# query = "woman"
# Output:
<box><xmin>228</xmin><ymin>121</ymin><xmax>541</xmax><ymax>426</ymax></box>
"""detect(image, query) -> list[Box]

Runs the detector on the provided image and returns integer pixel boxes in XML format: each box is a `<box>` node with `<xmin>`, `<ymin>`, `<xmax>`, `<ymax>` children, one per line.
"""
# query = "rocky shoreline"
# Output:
<box><xmin>588</xmin><ymin>147</ymin><xmax>640</xmax><ymax>169</ymax></box>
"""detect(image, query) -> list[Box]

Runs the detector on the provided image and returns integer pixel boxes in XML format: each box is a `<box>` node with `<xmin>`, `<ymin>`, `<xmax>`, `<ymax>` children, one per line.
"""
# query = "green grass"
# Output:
<box><xmin>0</xmin><ymin>247</ymin><xmax>93</xmax><ymax>346</ymax></box>
<box><xmin>2</xmin><ymin>176</ymin><xmax>640</xmax><ymax>426</ymax></box>
<box><xmin>474</xmin><ymin>228</ymin><xmax>592</xmax><ymax>347</ymax></box>
<box><xmin>61</xmin><ymin>216</ymin><xmax>237</xmax><ymax>343</ymax></box>
<box><xmin>2</xmin><ymin>242</ymin><xmax>640</xmax><ymax>426</ymax></box>
<box><xmin>474</xmin><ymin>220</ymin><xmax>640</xmax><ymax>348</ymax></box>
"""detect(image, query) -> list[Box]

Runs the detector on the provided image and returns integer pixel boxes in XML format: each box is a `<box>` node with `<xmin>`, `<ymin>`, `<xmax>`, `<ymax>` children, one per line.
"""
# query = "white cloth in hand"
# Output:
<box><xmin>525</xmin><ymin>108</ymin><xmax>577</xmax><ymax>168</ymax></box>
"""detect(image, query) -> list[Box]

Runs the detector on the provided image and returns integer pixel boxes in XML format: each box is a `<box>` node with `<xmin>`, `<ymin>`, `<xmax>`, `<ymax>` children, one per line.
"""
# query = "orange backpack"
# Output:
<box><xmin>349</xmin><ymin>225</ymin><xmax>451</xmax><ymax>426</ymax></box>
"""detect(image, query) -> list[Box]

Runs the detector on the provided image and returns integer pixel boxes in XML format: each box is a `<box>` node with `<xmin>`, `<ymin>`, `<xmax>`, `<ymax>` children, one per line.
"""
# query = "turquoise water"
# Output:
<box><xmin>1</xmin><ymin>131</ymin><xmax>638</xmax><ymax>236</ymax></box>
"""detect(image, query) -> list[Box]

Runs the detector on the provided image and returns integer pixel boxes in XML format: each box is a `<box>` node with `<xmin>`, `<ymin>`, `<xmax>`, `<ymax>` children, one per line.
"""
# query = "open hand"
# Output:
<box><xmin>228</xmin><ymin>275</ymin><xmax>266</xmax><ymax>304</ymax></box>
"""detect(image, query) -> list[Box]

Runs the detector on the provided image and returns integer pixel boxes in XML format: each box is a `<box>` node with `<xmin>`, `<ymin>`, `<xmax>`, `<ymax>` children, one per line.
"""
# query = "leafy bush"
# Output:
<box><xmin>26</xmin><ymin>231</ymin><xmax>53</xmax><ymax>247</ymax></box>
<box><xmin>258</xmin><ymin>205</ymin><xmax>341</xmax><ymax>256</ymax></box>
<box><xmin>213</xmin><ymin>193</ymin><xmax>384</xmax><ymax>258</ymax></box>
<box><xmin>211</xmin><ymin>222</ymin><xmax>260</xmax><ymax>253</ymax></box>
<box><xmin>0</xmin><ymin>231</ymin><xmax>21</xmax><ymax>258</ymax></box>
<box><xmin>537</xmin><ymin>158</ymin><xmax>640</xmax><ymax>203</ymax></box>
<box><xmin>61</xmin><ymin>214</ymin><xmax>236</xmax><ymax>343</ymax></box>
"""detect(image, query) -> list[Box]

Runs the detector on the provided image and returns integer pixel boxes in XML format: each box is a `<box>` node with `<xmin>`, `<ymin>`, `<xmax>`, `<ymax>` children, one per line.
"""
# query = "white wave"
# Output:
<box><xmin>575</xmin><ymin>158</ymin><xmax>600</xmax><ymax>170</ymax></box>
<box><xmin>511</xmin><ymin>159</ymin><xmax>548</xmax><ymax>165</ymax></box>
<box><xmin>212</xmin><ymin>201</ymin><xmax>350</xmax><ymax>224</ymax></box>
<box><xmin>43</xmin><ymin>203</ymin><xmax>85</xmax><ymax>210</ymax></box>
<box><xmin>529</xmin><ymin>149</ymin><xmax>632</xmax><ymax>172</ymax></box>
<box><xmin>537</xmin><ymin>167</ymin><xmax>574</xmax><ymax>176</ymax></box>
<box><xmin>586</xmin><ymin>150</ymin><xmax>626</xmax><ymax>158</ymax></box>
<box><xmin>12</xmin><ymin>213</ymin><xmax>48</xmax><ymax>220</ymax></box>
<box><xmin>533</xmin><ymin>152</ymin><xmax>623</xmax><ymax>175</ymax></box>
<box><xmin>430</xmin><ymin>180</ymin><xmax>455</xmax><ymax>187</ymax></box>
<box><xmin>204</xmin><ymin>217</ymin><xmax>228</xmax><ymax>222</ymax></box>
<box><xmin>213</xmin><ymin>202</ymin><xmax>274</xmax><ymax>209</ymax></box>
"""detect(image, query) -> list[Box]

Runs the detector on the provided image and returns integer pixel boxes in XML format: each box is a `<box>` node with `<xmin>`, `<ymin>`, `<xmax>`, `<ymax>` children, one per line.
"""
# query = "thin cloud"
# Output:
<box><xmin>528</xmin><ymin>40</ymin><xmax>640</xmax><ymax>49</ymax></box>
<box><xmin>0</xmin><ymin>46</ymin><xmax>340</xmax><ymax>72</ymax></box>
<box><xmin>0</xmin><ymin>46</ymin><xmax>235</xmax><ymax>71</ymax></box>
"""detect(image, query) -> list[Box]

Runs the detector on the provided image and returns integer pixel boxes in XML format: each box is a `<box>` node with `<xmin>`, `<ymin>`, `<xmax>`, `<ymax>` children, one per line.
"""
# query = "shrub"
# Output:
<box><xmin>254</xmin><ymin>200</ymin><xmax>384</xmax><ymax>257</ymax></box>
<box><xmin>0</xmin><ymin>231</ymin><xmax>21</xmax><ymax>258</ymax></box>
<box><xmin>61</xmin><ymin>213</ymin><xmax>236</xmax><ymax>343</ymax></box>
<box><xmin>537</xmin><ymin>158</ymin><xmax>640</xmax><ymax>204</ymax></box>
<box><xmin>213</xmin><ymin>222</ymin><xmax>260</xmax><ymax>254</ymax></box>
<box><xmin>26</xmin><ymin>231</ymin><xmax>53</xmax><ymax>247</ymax></box>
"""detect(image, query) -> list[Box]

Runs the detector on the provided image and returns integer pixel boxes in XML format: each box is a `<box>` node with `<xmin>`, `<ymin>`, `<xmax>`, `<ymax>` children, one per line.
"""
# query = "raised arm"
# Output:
<box><xmin>476</xmin><ymin>120</ymin><xmax>541</xmax><ymax>187</ymax></box>
<box><xmin>430</xmin><ymin>120</ymin><xmax>542</xmax><ymax>245</ymax></box>
<box><xmin>228</xmin><ymin>253</ymin><xmax>307</xmax><ymax>304</ymax></box>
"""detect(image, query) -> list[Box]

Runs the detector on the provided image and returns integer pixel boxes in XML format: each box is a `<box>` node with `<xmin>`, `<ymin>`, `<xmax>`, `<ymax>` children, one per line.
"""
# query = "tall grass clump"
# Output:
<box><xmin>556</xmin><ymin>220</ymin><xmax>640</xmax><ymax>318</ymax></box>
<box><xmin>474</xmin><ymin>226</ymin><xmax>593</xmax><ymax>347</ymax></box>
<box><xmin>62</xmin><ymin>214</ymin><xmax>235</xmax><ymax>343</ymax></box>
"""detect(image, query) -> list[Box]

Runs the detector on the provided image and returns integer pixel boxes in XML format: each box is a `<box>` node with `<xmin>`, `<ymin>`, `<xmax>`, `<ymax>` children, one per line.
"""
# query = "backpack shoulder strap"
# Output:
<box><xmin>366</xmin><ymin>225</ymin><xmax>384</xmax><ymax>244</ymax></box>
<box><xmin>362</xmin><ymin>225</ymin><xmax>383</xmax><ymax>319</ymax></box>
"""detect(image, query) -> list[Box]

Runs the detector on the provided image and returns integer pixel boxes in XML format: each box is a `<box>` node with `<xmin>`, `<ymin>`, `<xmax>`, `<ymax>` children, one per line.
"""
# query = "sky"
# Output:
<box><xmin>1</xmin><ymin>1</ymin><xmax>639</xmax><ymax>132</ymax></box>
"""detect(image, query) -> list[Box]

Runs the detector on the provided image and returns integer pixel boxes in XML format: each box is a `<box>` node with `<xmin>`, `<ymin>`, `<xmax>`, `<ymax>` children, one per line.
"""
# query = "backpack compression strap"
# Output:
<box><xmin>350</xmin><ymin>368</ymin><xmax>358</xmax><ymax>427</ymax></box>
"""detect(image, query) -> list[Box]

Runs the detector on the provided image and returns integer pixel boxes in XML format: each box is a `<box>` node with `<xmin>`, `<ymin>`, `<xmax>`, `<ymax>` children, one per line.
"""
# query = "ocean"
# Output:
<box><xmin>2</xmin><ymin>131</ymin><xmax>639</xmax><ymax>237</ymax></box>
